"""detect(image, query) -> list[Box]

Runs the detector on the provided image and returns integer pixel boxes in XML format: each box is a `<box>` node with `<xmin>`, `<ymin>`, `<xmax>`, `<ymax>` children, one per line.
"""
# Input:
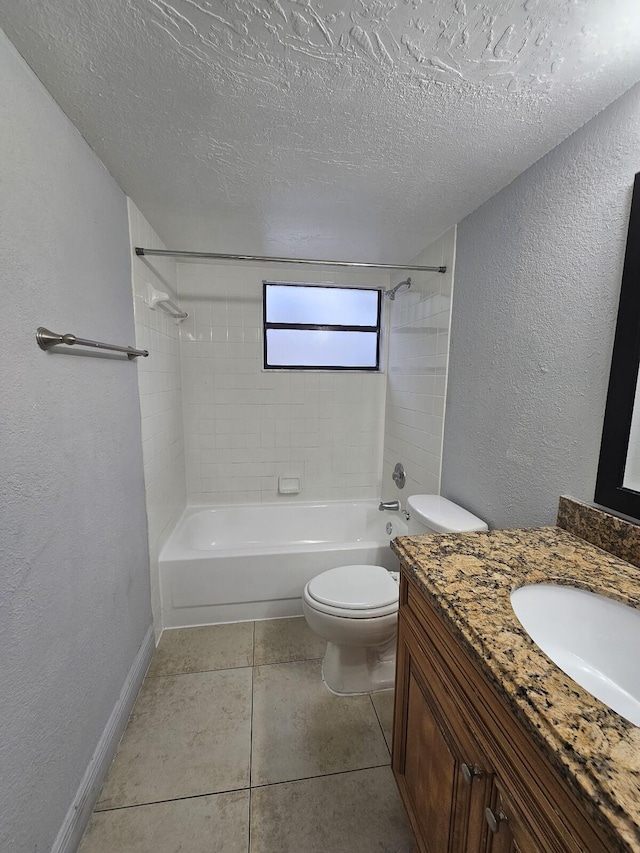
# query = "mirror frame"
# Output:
<box><xmin>595</xmin><ymin>171</ymin><xmax>640</xmax><ymax>518</ymax></box>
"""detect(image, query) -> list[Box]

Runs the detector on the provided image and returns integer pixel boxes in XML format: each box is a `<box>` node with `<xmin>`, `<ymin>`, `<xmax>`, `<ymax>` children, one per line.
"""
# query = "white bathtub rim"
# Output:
<box><xmin>161</xmin><ymin>537</ymin><xmax>398</xmax><ymax>562</ymax></box>
<box><xmin>160</xmin><ymin>499</ymin><xmax>407</xmax><ymax>561</ymax></box>
<box><xmin>184</xmin><ymin>498</ymin><xmax>383</xmax><ymax>509</ymax></box>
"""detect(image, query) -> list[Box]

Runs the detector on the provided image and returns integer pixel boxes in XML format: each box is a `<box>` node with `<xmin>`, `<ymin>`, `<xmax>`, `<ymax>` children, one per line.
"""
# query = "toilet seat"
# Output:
<box><xmin>304</xmin><ymin>565</ymin><xmax>399</xmax><ymax>619</ymax></box>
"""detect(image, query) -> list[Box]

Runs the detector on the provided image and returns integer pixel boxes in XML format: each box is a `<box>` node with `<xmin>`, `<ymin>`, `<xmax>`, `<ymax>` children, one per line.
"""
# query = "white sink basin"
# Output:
<box><xmin>510</xmin><ymin>584</ymin><xmax>640</xmax><ymax>727</ymax></box>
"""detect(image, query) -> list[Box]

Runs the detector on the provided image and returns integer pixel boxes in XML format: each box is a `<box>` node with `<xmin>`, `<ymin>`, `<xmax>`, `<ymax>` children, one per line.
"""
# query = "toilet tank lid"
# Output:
<box><xmin>407</xmin><ymin>495</ymin><xmax>488</xmax><ymax>533</ymax></box>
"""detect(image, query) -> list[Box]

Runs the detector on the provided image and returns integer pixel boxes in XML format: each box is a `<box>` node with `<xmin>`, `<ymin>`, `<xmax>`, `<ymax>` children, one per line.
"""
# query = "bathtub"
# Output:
<box><xmin>159</xmin><ymin>500</ymin><xmax>407</xmax><ymax>627</ymax></box>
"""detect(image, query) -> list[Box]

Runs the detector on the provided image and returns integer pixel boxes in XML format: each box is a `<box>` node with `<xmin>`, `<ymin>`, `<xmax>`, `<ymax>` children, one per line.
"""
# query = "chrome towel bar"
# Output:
<box><xmin>36</xmin><ymin>327</ymin><xmax>149</xmax><ymax>359</ymax></box>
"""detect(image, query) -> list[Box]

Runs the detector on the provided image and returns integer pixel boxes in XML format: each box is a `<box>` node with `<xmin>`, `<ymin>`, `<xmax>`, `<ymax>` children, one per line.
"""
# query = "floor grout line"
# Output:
<box><xmin>248</xmin><ymin>653</ymin><xmax>255</xmax><ymax>853</ymax></box>
<box><xmin>250</xmin><ymin>762</ymin><xmax>393</xmax><ymax>791</ymax></box>
<box><xmin>249</xmin><ymin>622</ymin><xmax>256</xmax><ymax>852</ymax></box>
<box><xmin>251</xmin><ymin>619</ymin><xmax>256</xmax><ymax>667</ymax></box>
<box><xmin>94</xmin><ymin>786</ymin><xmax>251</xmax><ymax>813</ymax></box>
<box><xmin>146</xmin><ymin>662</ymin><xmax>254</xmax><ymax>679</ymax></box>
<box><xmin>247</xmin><ymin>782</ymin><xmax>253</xmax><ymax>853</ymax></box>
<box><xmin>147</xmin><ymin>652</ymin><xmax>324</xmax><ymax>680</ymax></box>
<box><xmin>369</xmin><ymin>693</ymin><xmax>392</xmax><ymax>756</ymax></box>
<box><xmin>92</xmin><ymin>760</ymin><xmax>395</xmax><ymax>816</ymax></box>
<box><xmin>252</xmin><ymin>656</ymin><xmax>326</xmax><ymax>672</ymax></box>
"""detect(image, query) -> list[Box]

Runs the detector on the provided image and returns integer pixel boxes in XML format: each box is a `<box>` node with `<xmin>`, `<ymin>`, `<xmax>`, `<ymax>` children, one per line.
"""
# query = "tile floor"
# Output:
<box><xmin>79</xmin><ymin>617</ymin><xmax>415</xmax><ymax>852</ymax></box>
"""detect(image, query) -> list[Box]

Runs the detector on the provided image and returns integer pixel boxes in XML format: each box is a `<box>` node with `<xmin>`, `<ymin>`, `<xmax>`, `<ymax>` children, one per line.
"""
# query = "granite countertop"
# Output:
<box><xmin>391</xmin><ymin>525</ymin><xmax>640</xmax><ymax>852</ymax></box>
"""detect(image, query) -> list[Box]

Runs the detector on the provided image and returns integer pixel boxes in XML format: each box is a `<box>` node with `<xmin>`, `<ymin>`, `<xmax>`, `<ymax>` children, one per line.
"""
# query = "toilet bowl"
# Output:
<box><xmin>302</xmin><ymin>564</ymin><xmax>400</xmax><ymax>695</ymax></box>
<box><xmin>302</xmin><ymin>495</ymin><xmax>488</xmax><ymax>696</ymax></box>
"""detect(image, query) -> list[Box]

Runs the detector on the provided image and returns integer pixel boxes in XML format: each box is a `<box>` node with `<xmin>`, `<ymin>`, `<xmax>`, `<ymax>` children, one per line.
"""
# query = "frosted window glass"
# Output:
<box><xmin>266</xmin><ymin>329</ymin><xmax>378</xmax><ymax>368</ymax></box>
<box><xmin>266</xmin><ymin>285</ymin><xmax>378</xmax><ymax>326</ymax></box>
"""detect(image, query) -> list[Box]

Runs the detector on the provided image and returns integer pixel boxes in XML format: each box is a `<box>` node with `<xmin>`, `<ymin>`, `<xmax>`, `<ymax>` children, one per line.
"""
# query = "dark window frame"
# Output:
<box><xmin>262</xmin><ymin>281</ymin><xmax>382</xmax><ymax>371</ymax></box>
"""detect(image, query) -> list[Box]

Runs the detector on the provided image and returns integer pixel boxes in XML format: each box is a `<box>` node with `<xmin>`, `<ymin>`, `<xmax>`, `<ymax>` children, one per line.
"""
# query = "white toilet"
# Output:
<box><xmin>302</xmin><ymin>495</ymin><xmax>488</xmax><ymax>695</ymax></box>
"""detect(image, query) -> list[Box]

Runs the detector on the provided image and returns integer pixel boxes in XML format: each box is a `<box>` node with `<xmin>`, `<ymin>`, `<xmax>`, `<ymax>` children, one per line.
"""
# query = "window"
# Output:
<box><xmin>263</xmin><ymin>282</ymin><xmax>382</xmax><ymax>370</ymax></box>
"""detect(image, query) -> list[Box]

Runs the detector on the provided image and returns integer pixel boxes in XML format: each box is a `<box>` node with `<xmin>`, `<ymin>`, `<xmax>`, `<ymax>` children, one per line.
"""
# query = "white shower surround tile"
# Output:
<box><xmin>382</xmin><ymin>227</ymin><xmax>455</xmax><ymax>505</ymax></box>
<box><xmin>177</xmin><ymin>263</ymin><xmax>389</xmax><ymax>505</ymax></box>
<box><xmin>128</xmin><ymin>199</ymin><xmax>187</xmax><ymax>640</ymax></box>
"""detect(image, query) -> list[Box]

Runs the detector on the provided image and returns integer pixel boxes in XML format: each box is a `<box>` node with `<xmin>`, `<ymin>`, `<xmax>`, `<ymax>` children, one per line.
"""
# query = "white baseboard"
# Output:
<box><xmin>51</xmin><ymin>625</ymin><xmax>155</xmax><ymax>853</ymax></box>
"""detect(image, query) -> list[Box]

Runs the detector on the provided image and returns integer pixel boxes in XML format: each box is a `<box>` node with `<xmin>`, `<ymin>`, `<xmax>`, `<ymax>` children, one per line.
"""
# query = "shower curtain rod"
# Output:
<box><xmin>135</xmin><ymin>247</ymin><xmax>446</xmax><ymax>273</ymax></box>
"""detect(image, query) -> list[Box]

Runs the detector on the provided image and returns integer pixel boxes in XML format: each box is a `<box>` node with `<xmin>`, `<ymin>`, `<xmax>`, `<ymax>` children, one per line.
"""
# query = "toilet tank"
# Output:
<box><xmin>406</xmin><ymin>495</ymin><xmax>488</xmax><ymax>535</ymax></box>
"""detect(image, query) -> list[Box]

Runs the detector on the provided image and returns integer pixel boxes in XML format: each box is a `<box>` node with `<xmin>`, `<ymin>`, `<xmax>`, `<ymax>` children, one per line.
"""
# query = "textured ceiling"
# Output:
<box><xmin>2</xmin><ymin>0</ymin><xmax>640</xmax><ymax>261</ymax></box>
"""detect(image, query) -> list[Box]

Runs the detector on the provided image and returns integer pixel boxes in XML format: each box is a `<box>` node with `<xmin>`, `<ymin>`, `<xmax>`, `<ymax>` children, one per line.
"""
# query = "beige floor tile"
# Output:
<box><xmin>80</xmin><ymin>791</ymin><xmax>249</xmax><ymax>853</ymax></box>
<box><xmin>147</xmin><ymin>622</ymin><xmax>254</xmax><ymax>677</ymax></box>
<box><xmin>96</xmin><ymin>668</ymin><xmax>252</xmax><ymax>809</ymax></box>
<box><xmin>250</xmin><ymin>766</ymin><xmax>416</xmax><ymax>853</ymax></box>
<box><xmin>371</xmin><ymin>689</ymin><xmax>395</xmax><ymax>752</ymax></box>
<box><xmin>251</xmin><ymin>659</ymin><xmax>390</xmax><ymax>786</ymax></box>
<box><xmin>253</xmin><ymin>617</ymin><xmax>326</xmax><ymax>666</ymax></box>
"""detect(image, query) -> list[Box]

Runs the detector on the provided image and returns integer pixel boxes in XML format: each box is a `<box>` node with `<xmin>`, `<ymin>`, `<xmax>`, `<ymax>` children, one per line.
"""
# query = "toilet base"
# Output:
<box><xmin>321</xmin><ymin>637</ymin><xmax>396</xmax><ymax>695</ymax></box>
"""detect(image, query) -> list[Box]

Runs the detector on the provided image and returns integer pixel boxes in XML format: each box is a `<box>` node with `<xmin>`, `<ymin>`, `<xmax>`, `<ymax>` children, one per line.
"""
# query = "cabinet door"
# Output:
<box><xmin>393</xmin><ymin>613</ymin><xmax>492</xmax><ymax>853</ymax></box>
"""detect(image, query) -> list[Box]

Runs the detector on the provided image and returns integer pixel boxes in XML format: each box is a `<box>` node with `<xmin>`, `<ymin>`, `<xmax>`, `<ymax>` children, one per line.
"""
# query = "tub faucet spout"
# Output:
<box><xmin>379</xmin><ymin>501</ymin><xmax>400</xmax><ymax>512</ymax></box>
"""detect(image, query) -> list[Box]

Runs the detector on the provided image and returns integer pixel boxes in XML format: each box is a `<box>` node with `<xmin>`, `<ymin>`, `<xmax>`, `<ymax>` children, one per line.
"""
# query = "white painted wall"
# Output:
<box><xmin>128</xmin><ymin>201</ymin><xmax>186</xmax><ymax>640</ymax></box>
<box><xmin>442</xmin><ymin>82</ymin><xmax>640</xmax><ymax>529</ymax></box>
<box><xmin>0</xmin><ymin>30</ymin><xmax>152</xmax><ymax>852</ymax></box>
<box><xmin>382</xmin><ymin>228</ymin><xmax>455</xmax><ymax>504</ymax></box>
<box><xmin>177</xmin><ymin>263</ymin><xmax>389</xmax><ymax>505</ymax></box>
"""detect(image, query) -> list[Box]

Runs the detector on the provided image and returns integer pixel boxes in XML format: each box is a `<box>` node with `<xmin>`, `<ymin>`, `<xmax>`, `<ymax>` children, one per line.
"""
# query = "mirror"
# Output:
<box><xmin>595</xmin><ymin>171</ymin><xmax>640</xmax><ymax>518</ymax></box>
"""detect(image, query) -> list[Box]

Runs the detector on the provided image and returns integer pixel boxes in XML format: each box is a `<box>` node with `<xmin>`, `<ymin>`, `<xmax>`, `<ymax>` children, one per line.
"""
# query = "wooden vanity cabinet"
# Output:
<box><xmin>392</xmin><ymin>571</ymin><xmax>616</xmax><ymax>853</ymax></box>
<box><xmin>394</xmin><ymin>612</ymin><xmax>492</xmax><ymax>852</ymax></box>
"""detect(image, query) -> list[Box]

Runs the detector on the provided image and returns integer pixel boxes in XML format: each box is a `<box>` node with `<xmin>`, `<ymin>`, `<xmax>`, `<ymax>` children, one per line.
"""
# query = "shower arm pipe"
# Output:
<box><xmin>135</xmin><ymin>247</ymin><xmax>446</xmax><ymax>274</ymax></box>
